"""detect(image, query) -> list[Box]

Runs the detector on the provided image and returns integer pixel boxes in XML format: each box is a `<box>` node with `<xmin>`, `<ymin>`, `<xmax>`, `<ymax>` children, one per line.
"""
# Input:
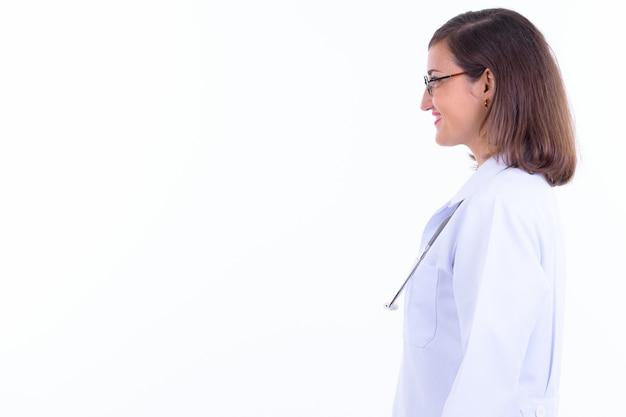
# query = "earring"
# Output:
<box><xmin>485</xmin><ymin>98</ymin><xmax>490</xmax><ymax>108</ymax></box>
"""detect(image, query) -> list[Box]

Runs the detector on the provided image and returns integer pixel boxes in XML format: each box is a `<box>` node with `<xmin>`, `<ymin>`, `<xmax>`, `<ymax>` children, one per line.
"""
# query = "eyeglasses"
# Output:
<box><xmin>423</xmin><ymin>72</ymin><xmax>467</xmax><ymax>96</ymax></box>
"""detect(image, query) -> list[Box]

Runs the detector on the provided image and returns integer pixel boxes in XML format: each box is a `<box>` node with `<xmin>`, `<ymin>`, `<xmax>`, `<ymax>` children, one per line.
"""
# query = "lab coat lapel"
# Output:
<box><xmin>419</xmin><ymin>158</ymin><xmax>508</xmax><ymax>250</ymax></box>
<box><xmin>449</xmin><ymin>157</ymin><xmax>508</xmax><ymax>205</ymax></box>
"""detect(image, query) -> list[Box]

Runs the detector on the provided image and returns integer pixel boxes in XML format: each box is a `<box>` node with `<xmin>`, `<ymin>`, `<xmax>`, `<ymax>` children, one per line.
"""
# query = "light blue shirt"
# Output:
<box><xmin>393</xmin><ymin>158</ymin><xmax>565</xmax><ymax>417</ymax></box>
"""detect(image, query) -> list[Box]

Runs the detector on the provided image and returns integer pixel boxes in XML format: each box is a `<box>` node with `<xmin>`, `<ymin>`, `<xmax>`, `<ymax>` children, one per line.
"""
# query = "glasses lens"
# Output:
<box><xmin>424</xmin><ymin>76</ymin><xmax>431</xmax><ymax>95</ymax></box>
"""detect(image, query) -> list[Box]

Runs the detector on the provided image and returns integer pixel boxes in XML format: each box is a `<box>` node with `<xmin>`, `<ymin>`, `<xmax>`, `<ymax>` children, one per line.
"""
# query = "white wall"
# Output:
<box><xmin>0</xmin><ymin>1</ymin><xmax>623</xmax><ymax>416</ymax></box>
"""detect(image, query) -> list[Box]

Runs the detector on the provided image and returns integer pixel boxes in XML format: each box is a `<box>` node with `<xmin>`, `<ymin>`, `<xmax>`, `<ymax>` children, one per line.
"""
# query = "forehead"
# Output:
<box><xmin>427</xmin><ymin>41</ymin><xmax>460</xmax><ymax>74</ymax></box>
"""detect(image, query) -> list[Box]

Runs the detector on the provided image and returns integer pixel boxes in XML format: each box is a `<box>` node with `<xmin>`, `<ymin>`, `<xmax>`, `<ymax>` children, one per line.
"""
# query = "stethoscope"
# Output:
<box><xmin>384</xmin><ymin>201</ymin><xmax>463</xmax><ymax>311</ymax></box>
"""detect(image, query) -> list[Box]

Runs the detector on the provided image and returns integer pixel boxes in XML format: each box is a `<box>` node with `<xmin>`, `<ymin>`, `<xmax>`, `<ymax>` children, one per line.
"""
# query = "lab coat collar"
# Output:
<box><xmin>448</xmin><ymin>157</ymin><xmax>509</xmax><ymax>206</ymax></box>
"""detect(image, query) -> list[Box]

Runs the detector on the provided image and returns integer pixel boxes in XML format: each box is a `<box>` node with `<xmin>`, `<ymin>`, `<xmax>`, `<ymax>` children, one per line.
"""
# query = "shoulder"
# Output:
<box><xmin>459</xmin><ymin>165</ymin><xmax>558</xmax><ymax>234</ymax></box>
<box><xmin>475</xmin><ymin>166</ymin><xmax>554</xmax><ymax>207</ymax></box>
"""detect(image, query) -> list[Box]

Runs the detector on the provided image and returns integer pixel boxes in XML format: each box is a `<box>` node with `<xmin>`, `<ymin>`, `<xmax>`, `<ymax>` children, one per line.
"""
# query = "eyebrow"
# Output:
<box><xmin>427</xmin><ymin>69</ymin><xmax>442</xmax><ymax>76</ymax></box>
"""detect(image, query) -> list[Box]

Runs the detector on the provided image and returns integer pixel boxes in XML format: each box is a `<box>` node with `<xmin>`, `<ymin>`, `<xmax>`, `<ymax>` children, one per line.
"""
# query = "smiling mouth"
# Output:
<box><xmin>432</xmin><ymin>112</ymin><xmax>441</xmax><ymax>126</ymax></box>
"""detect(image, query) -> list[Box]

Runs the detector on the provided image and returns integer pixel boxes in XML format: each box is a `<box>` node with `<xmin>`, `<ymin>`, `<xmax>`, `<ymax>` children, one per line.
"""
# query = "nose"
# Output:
<box><xmin>420</xmin><ymin>89</ymin><xmax>433</xmax><ymax>111</ymax></box>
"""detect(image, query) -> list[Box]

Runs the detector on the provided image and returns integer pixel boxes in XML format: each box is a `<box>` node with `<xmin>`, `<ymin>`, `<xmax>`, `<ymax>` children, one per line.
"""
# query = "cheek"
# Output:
<box><xmin>438</xmin><ymin>98</ymin><xmax>484</xmax><ymax>131</ymax></box>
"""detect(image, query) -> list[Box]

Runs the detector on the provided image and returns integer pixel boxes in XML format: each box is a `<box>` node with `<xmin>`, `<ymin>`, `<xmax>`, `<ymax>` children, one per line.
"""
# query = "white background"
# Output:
<box><xmin>0</xmin><ymin>0</ymin><xmax>624</xmax><ymax>416</ymax></box>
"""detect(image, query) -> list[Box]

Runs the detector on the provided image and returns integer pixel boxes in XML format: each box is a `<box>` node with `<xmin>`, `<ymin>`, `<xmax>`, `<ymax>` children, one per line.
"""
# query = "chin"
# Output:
<box><xmin>435</xmin><ymin>131</ymin><xmax>465</xmax><ymax>147</ymax></box>
<box><xmin>434</xmin><ymin>135</ymin><xmax>454</xmax><ymax>147</ymax></box>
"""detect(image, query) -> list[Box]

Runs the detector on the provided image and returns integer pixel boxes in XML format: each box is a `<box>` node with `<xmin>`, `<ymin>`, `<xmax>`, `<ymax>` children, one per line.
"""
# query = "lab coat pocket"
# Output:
<box><xmin>406</xmin><ymin>262</ymin><xmax>439</xmax><ymax>348</ymax></box>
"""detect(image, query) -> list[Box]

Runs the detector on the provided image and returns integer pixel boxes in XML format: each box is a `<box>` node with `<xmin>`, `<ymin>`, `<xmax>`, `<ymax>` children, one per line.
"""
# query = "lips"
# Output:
<box><xmin>432</xmin><ymin>111</ymin><xmax>441</xmax><ymax>126</ymax></box>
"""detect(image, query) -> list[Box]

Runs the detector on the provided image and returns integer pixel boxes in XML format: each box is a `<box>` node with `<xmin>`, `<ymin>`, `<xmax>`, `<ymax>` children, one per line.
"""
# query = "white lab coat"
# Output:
<box><xmin>393</xmin><ymin>157</ymin><xmax>565</xmax><ymax>417</ymax></box>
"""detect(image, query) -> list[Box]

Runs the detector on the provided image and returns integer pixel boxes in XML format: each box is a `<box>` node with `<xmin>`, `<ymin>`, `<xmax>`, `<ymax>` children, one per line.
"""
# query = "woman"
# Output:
<box><xmin>391</xmin><ymin>8</ymin><xmax>576</xmax><ymax>417</ymax></box>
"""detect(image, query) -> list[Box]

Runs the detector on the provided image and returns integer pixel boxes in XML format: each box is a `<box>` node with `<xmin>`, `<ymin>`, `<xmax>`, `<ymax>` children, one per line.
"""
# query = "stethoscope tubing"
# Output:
<box><xmin>384</xmin><ymin>201</ymin><xmax>463</xmax><ymax>311</ymax></box>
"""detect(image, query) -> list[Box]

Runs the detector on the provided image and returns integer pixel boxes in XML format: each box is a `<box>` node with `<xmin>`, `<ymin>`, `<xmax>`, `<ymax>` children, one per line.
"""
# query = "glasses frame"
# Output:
<box><xmin>424</xmin><ymin>72</ymin><xmax>467</xmax><ymax>96</ymax></box>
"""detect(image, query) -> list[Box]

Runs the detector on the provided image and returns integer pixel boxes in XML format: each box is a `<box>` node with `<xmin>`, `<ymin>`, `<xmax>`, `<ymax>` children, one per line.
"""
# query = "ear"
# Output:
<box><xmin>482</xmin><ymin>69</ymin><xmax>495</xmax><ymax>98</ymax></box>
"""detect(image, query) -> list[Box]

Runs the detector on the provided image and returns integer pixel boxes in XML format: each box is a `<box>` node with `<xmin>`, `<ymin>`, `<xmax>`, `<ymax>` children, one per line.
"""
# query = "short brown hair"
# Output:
<box><xmin>430</xmin><ymin>8</ymin><xmax>577</xmax><ymax>186</ymax></box>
